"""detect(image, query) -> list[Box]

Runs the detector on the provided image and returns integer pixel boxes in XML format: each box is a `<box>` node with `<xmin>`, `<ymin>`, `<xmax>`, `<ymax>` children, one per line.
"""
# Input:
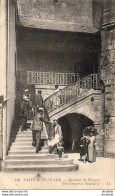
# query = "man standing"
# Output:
<box><xmin>32</xmin><ymin>108</ymin><xmax>50</xmax><ymax>153</ymax></box>
<box><xmin>54</xmin><ymin>119</ymin><xmax>63</xmax><ymax>142</ymax></box>
<box><xmin>23</xmin><ymin>89</ymin><xmax>29</xmax><ymax>101</ymax></box>
<box><xmin>20</xmin><ymin>96</ymin><xmax>30</xmax><ymax>132</ymax></box>
<box><xmin>35</xmin><ymin>90</ymin><xmax>44</xmax><ymax>108</ymax></box>
<box><xmin>53</xmin><ymin>119</ymin><xmax>64</xmax><ymax>158</ymax></box>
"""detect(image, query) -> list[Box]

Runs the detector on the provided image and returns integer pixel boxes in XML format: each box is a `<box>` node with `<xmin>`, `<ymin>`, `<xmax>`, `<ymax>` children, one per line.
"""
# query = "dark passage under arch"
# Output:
<box><xmin>58</xmin><ymin>113</ymin><xmax>94</xmax><ymax>152</ymax></box>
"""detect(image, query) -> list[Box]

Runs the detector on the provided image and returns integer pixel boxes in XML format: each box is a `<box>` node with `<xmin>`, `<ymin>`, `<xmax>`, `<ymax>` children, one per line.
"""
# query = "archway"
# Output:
<box><xmin>58</xmin><ymin>113</ymin><xmax>94</xmax><ymax>152</ymax></box>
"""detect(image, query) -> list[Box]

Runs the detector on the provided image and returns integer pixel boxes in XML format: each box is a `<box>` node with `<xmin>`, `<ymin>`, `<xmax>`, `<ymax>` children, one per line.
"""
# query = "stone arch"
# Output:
<box><xmin>58</xmin><ymin>112</ymin><xmax>94</xmax><ymax>151</ymax></box>
<box><xmin>49</xmin><ymin>89</ymin><xmax>104</xmax><ymax>126</ymax></box>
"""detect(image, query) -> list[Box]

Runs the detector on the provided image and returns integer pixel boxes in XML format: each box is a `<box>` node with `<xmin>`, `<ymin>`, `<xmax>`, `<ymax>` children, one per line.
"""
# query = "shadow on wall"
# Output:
<box><xmin>58</xmin><ymin>113</ymin><xmax>94</xmax><ymax>152</ymax></box>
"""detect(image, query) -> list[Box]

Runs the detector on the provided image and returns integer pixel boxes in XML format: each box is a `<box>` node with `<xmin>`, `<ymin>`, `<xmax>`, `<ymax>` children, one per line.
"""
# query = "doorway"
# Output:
<box><xmin>58</xmin><ymin>113</ymin><xmax>94</xmax><ymax>152</ymax></box>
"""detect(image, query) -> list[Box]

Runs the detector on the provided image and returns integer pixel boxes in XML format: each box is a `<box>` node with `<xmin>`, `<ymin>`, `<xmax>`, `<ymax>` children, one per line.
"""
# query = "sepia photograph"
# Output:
<box><xmin>0</xmin><ymin>0</ymin><xmax>115</xmax><ymax>190</ymax></box>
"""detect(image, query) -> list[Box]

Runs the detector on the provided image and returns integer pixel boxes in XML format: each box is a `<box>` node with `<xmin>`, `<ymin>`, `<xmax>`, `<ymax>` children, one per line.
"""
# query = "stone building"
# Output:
<box><xmin>0</xmin><ymin>0</ymin><xmax>114</xmax><ymax>171</ymax></box>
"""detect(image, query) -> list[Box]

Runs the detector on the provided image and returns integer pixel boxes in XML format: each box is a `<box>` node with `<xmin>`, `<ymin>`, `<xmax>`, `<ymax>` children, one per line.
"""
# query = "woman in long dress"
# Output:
<box><xmin>87</xmin><ymin>132</ymin><xmax>96</xmax><ymax>163</ymax></box>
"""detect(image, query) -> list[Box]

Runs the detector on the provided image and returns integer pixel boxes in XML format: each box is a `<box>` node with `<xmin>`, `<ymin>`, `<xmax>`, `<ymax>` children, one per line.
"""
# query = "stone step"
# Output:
<box><xmin>15</xmin><ymin>137</ymin><xmax>32</xmax><ymax>140</ymax></box>
<box><xmin>10</xmin><ymin>135</ymin><xmax>32</xmax><ymax>138</ymax></box>
<box><xmin>9</xmin><ymin>148</ymin><xmax>48</xmax><ymax>152</ymax></box>
<box><xmin>11</xmin><ymin>142</ymin><xmax>32</xmax><ymax>146</ymax></box>
<box><xmin>11</xmin><ymin>129</ymin><xmax>31</xmax><ymax>133</ymax></box>
<box><xmin>15</xmin><ymin>134</ymin><xmax>32</xmax><ymax>137</ymax></box>
<box><xmin>6</xmin><ymin>154</ymin><xmax>68</xmax><ymax>160</ymax></box>
<box><xmin>9</xmin><ymin>148</ymin><xmax>36</xmax><ymax>153</ymax></box>
<box><xmin>8</xmin><ymin>150</ymin><xmax>49</xmax><ymax>155</ymax></box>
<box><xmin>5</xmin><ymin>164</ymin><xmax>79</xmax><ymax>172</ymax></box>
<box><xmin>11</xmin><ymin>142</ymin><xmax>46</xmax><ymax>147</ymax></box>
<box><xmin>10</xmin><ymin>137</ymin><xmax>47</xmax><ymax>146</ymax></box>
<box><xmin>10</xmin><ymin>139</ymin><xmax>32</xmax><ymax>143</ymax></box>
<box><xmin>11</xmin><ymin>139</ymin><xmax>46</xmax><ymax>143</ymax></box>
<box><xmin>15</xmin><ymin>133</ymin><xmax>46</xmax><ymax>137</ymax></box>
<box><xmin>11</xmin><ymin>130</ymin><xmax>46</xmax><ymax>135</ymax></box>
<box><xmin>11</xmin><ymin>140</ymin><xmax>46</xmax><ymax>146</ymax></box>
<box><xmin>18</xmin><ymin>130</ymin><xmax>32</xmax><ymax>132</ymax></box>
<box><xmin>10</xmin><ymin>146</ymin><xmax>35</xmax><ymax>150</ymax></box>
<box><xmin>5</xmin><ymin>159</ymin><xmax>73</xmax><ymax>166</ymax></box>
<box><xmin>10</xmin><ymin>146</ymin><xmax>48</xmax><ymax>150</ymax></box>
<box><xmin>18</xmin><ymin>129</ymin><xmax>31</xmax><ymax>131</ymax></box>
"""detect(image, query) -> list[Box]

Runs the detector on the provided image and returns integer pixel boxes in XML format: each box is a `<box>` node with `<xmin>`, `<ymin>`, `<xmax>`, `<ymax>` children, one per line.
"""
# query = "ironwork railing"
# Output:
<box><xmin>44</xmin><ymin>74</ymin><xmax>101</xmax><ymax>113</ymax></box>
<box><xmin>16</xmin><ymin>71</ymin><xmax>78</xmax><ymax>86</ymax></box>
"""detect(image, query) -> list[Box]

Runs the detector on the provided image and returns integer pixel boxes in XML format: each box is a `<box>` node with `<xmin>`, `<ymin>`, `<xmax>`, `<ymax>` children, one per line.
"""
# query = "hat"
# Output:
<box><xmin>37</xmin><ymin>107</ymin><xmax>44</xmax><ymax>112</ymax></box>
<box><xmin>24</xmin><ymin>89</ymin><xmax>29</xmax><ymax>92</ymax></box>
<box><xmin>55</xmin><ymin>85</ymin><xmax>58</xmax><ymax>88</ymax></box>
<box><xmin>37</xmin><ymin>89</ymin><xmax>42</xmax><ymax>93</ymax></box>
<box><xmin>23</xmin><ymin>96</ymin><xmax>29</xmax><ymax>101</ymax></box>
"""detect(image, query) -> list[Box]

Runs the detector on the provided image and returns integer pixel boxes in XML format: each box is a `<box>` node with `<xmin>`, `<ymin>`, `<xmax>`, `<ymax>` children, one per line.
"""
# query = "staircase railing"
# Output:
<box><xmin>16</xmin><ymin>71</ymin><xmax>78</xmax><ymax>86</ymax></box>
<box><xmin>44</xmin><ymin>74</ymin><xmax>101</xmax><ymax>113</ymax></box>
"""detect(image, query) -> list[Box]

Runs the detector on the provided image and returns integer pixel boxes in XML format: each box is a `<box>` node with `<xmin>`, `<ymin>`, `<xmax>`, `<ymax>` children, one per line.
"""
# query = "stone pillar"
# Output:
<box><xmin>94</xmin><ymin>93</ymin><xmax>105</xmax><ymax>157</ymax></box>
<box><xmin>0</xmin><ymin>97</ymin><xmax>3</xmax><ymax>160</ymax></box>
<box><xmin>0</xmin><ymin>0</ymin><xmax>8</xmax><ymax>168</ymax></box>
<box><xmin>100</xmin><ymin>26</ymin><xmax>115</xmax><ymax>157</ymax></box>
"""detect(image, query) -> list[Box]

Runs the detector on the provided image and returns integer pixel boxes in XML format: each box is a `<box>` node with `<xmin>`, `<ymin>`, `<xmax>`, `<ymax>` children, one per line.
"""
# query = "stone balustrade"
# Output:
<box><xmin>44</xmin><ymin>74</ymin><xmax>101</xmax><ymax>114</ymax></box>
<box><xmin>17</xmin><ymin>71</ymin><xmax>78</xmax><ymax>86</ymax></box>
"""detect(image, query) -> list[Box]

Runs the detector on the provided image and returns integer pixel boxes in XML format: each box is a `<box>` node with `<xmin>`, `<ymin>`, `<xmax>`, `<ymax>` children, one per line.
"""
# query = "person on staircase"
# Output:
<box><xmin>48</xmin><ymin>120</ymin><xmax>64</xmax><ymax>158</ymax></box>
<box><xmin>32</xmin><ymin>107</ymin><xmax>50</xmax><ymax>153</ymax></box>
<box><xmin>35</xmin><ymin>89</ymin><xmax>44</xmax><ymax>108</ymax></box>
<box><xmin>35</xmin><ymin>89</ymin><xmax>49</xmax><ymax>122</ymax></box>
<box><xmin>23</xmin><ymin>89</ymin><xmax>33</xmax><ymax>119</ymax></box>
<box><xmin>23</xmin><ymin>89</ymin><xmax>29</xmax><ymax>101</ymax></box>
<box><xmin>20</xmin><ymin>95</ymin><xmax>31</xmax><ymax>132</ymax></box>
<box><xmin>54</xmin><ymin>119</ymin><xmax>64</xmax><ymax>158</ymax></box>
<box><xmin>48</xmin><ymin>121</ymin><xmax>57</xmax><ymax>154</ymax></box>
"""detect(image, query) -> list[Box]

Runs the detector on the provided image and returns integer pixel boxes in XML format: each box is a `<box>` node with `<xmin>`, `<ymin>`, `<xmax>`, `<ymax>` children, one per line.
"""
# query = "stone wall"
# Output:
<box><xmin>100</xmin><ymin>26</ymin><xmax>115</xmax><ymax>157</ymax></box>
<box><xmin>17</xmin><ymin>0</ymin><xmax>102</xmax><ymax>33</ymax></box>
<box><xmin>100</xmin><ymin>0</ymin><xmax>115</xmax><ymax>157</ymax></box>
<box><xmin>0</xmin><ymin>98</ymin><xmax>3</xmax><ymax>160</ymax></box>
<box><xmin>17</xmin><ymin>26</ymin><xmax>100</xmax><ymax>78</ymax></box>
<box><xmin>101</xmin><ymin>27</ymin><xmax>115</xmax><ymax>156</ymax></box>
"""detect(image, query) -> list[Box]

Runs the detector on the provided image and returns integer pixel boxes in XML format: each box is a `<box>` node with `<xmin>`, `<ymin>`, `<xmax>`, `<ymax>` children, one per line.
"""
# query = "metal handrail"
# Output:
<box><xmin>16</xmin><ymin>71</ymin><xmax>78</xmax><ymax>86</ymax></box>
<box><xmin>44</xmin><ymin>74</ymin><xmax>101</xmax><ymax>114</ymax></box>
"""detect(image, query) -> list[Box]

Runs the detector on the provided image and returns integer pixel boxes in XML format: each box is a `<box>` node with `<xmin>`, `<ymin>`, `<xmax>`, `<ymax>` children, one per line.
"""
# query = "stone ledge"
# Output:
<box><xmin>49</xmin><ymin>89</ymin><xmax>102</xmax><ymax>119</ymax></box>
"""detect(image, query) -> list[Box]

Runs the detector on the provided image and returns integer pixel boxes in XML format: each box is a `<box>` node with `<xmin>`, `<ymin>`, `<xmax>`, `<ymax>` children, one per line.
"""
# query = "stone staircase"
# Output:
<box><xmin>5</xmin><ymin>120</ymin><xmax>79</xmax><ymax>172</ymax></box>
